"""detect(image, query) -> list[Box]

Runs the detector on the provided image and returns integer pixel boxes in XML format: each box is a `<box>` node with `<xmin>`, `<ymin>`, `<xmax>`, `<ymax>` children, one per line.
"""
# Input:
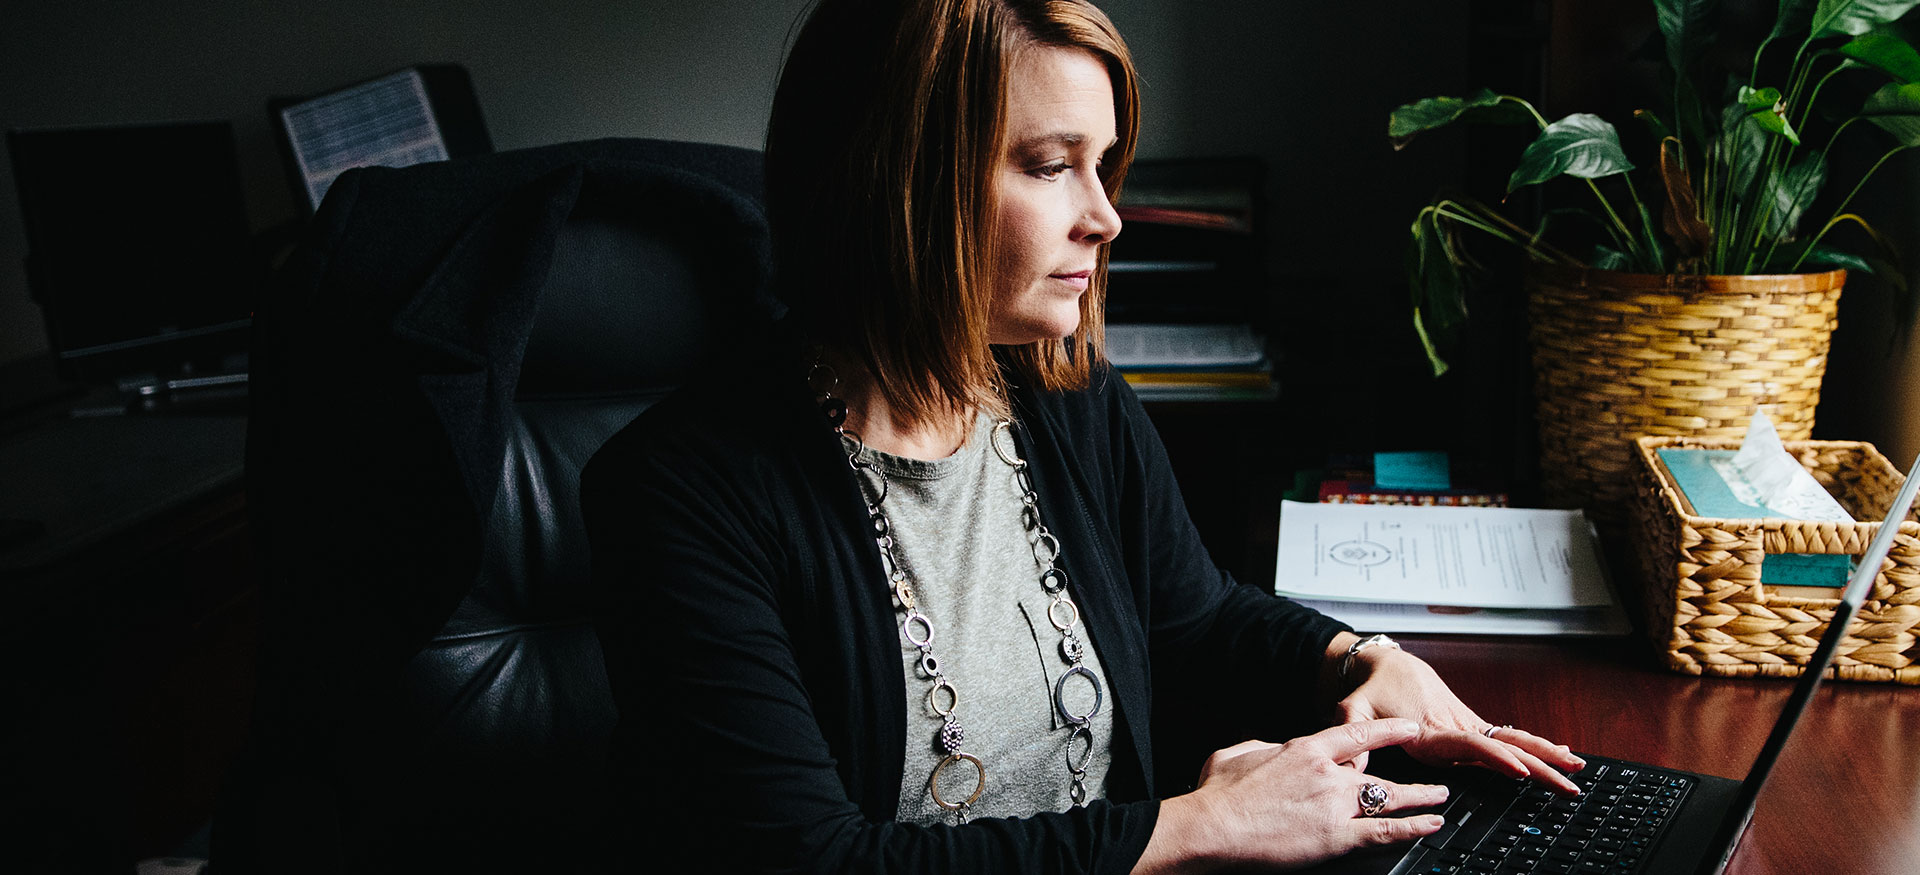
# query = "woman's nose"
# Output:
<box><xmin>1074</xmin><ymin>178</ymin><xmax>1122</xmax><ymax>244</ymax></box>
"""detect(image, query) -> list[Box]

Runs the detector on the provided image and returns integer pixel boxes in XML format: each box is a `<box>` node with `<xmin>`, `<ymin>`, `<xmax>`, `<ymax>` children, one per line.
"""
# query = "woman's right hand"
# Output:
<box><xmin>1133</xmin><ymin>718</ymin><xmax>1449</xmax><ymax>873</ymax></box>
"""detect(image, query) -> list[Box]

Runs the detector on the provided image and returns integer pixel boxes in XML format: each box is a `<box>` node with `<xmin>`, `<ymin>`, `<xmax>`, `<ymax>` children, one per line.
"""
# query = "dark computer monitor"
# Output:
<box><xmin>7</xmin><ymin>121</ymin><xmax>258</xmax><ymax>382</ymax></box>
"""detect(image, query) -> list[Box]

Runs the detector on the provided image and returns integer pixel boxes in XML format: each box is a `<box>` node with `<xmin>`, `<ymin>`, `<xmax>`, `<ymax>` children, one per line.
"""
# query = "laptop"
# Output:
<box><xmin>1381</xmin><ymin>456</ymin><xmax>1920</xmax><ymax>875</ymax></box>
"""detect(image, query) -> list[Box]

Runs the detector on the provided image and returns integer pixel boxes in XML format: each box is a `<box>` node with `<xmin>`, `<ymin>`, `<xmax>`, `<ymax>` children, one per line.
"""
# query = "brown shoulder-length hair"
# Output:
<box><xmin>766</xmin><ymin>0</ymin><xmax>1139</xmax><ymax>425</ymax></box>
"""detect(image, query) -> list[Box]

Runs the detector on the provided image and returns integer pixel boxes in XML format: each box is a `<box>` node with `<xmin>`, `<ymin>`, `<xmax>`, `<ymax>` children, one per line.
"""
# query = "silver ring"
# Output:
<box><xmin>1358</xmin><ymin>781</ymin><xmax>1390</xmax><ymax>817</ymax></box>
<box><xmin>1483</xmin><ymin>724</ymin><xmax>1513</xmax><ymax>738</ymax></box>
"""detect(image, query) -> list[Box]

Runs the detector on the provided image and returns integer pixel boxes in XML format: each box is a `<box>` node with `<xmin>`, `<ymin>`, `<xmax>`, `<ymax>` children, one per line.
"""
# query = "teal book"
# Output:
<box><xmin>1657</xmin><ymin>448</ymin><xmax>1851</xmax><ymax>587</ymax></box>
<box><xmin>1373</xmin><ymin>450</ymin><xmax>1451</xmax><ymax>490</ymax></box>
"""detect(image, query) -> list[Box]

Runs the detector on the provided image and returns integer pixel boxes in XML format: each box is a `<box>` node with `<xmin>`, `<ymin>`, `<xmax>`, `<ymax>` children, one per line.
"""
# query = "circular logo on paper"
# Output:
<box><xmin>1329</xmin><ymin>540</ymin><xmax>1392</xmax><ymax>567</ymax></box>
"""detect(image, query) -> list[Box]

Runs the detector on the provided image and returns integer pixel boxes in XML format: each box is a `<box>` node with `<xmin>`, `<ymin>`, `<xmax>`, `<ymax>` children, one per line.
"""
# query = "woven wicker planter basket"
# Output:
<box><xmin>1527</xmin><ymin>265</ymin><xmax>1846</xmax><ymax>524</ymax></box>
<box><xmin>1632</xmin><ymin>436</ymin><xmax>1920</xmax><ymax>684</ymax></box>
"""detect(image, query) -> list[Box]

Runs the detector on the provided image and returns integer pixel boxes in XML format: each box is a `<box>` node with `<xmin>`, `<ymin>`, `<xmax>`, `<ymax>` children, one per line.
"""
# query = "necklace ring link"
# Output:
<box><xmin>902</xmin><ymin>612</ymin><xmax>934</xmax><ymax>648</ymax></box>
<box><xmin>929</xmin><ymin>752</ymin><xmax>986</xmax><ymax>810</ymax></box>
<box><xmin>1033</xmin><ymin>532</ymin><xmax>1061</xmax><ymax>566</ymax></box>
<box><xmin>1066</xmin><ymin>724</ymin><xmax>1096</xmax><ymax>773</ymax></box>
<box><xmin>927</xmin><ymin>678</ymin><xmax>959</xmax><ymax>717</ymax></box>
<box><xmin>1047</xmin><ymin>595</ymin><xmax>1079</xmax><ymax>632</ymax></box>
<box><xmin>1053</xmin><ymin>664</ymin><xmax>1104</xmax><ymax>726</ymax></box>
<box><xmin>990</xmin><ymin>421</ymin><xmax>1024</xmax><ymax>467</ymax></box>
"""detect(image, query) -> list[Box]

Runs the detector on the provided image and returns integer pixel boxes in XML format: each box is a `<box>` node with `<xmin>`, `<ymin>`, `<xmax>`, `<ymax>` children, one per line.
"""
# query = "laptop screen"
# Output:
<box><xmin>1698</xmin><ymin>455</ymin><xmax>1920</xmax><ymax>873</ymax></box>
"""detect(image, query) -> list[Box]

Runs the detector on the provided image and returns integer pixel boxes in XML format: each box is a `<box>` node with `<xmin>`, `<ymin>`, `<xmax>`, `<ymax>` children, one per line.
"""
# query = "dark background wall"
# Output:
<box><xmin>0</xmin><ymin>0</ymin><xmax>1470</xmax><ymax>362</ymax></box>
<box><xmin>1</xmin><ymin>0</ymin><xmax>1911</xmax><ymax>464</ymax></box>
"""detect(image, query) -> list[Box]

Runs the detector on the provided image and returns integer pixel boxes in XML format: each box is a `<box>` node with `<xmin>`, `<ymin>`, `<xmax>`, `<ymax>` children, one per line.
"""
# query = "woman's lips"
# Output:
<box><xmin>1051</xmin><ymin>270</ymin><xmax>1091</xmax><ymax>291</ymax></box>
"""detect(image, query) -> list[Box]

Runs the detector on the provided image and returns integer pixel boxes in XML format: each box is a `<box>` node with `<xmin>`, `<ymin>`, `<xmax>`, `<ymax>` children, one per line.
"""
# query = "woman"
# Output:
<box><xmin>582</xmin><ymin>0</ymin><xmax>1583</xmax><ymax>871</ymax></box>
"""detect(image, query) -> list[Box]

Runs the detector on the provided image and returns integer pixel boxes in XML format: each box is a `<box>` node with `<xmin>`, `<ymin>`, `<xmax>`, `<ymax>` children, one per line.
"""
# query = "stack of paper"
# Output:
<box><xmin>1272</xmin><ymin>500</ymin><xmax>1629</xmax><ymax>636</ymax></box>
<box><xmin>1106</xmin><ymin>323</ymin><xmax>1277</xmax><ymax>401</ymax></box>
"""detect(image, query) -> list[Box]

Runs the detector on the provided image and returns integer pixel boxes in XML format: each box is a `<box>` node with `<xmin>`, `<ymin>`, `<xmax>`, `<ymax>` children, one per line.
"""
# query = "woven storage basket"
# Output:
<box><xmin>1632</xmin><ymin>435</ymin><xmax>1920</xmax><ymax>684</ymax></box>
<box><xmin>1529</xmin><ymin>266</ymin><xmax>1845</xmax><ymax>525</ymax></box>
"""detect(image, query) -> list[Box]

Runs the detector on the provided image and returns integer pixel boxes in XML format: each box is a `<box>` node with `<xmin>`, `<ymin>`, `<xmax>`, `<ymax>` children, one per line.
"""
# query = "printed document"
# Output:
<box><xmin>1273</xmin><ymin>501</ymin><xmax>1611</xmax><ymax>609</ymax></box>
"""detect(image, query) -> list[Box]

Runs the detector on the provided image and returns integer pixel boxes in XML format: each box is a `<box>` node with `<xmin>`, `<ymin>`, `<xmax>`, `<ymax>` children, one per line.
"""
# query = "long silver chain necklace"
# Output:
<box><xmin>809</xmin><ymin>361</ymin><xmax>1104</xmax><ymax>825</ymax></box>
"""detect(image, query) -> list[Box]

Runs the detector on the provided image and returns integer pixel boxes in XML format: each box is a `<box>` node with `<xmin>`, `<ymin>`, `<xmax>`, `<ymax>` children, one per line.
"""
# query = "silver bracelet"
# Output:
<box><xmin>1340</xmin><ymin>633</ymin><xmax>1401</xmax><ymax>681</ymax></box>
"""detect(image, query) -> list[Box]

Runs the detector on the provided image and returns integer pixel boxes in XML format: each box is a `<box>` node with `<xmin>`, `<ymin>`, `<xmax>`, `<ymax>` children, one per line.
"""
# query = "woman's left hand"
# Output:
<box><xmin>1333</xmin><ymin>634</ymin><xmax>1585</xmax><ymax>795</ymax></box>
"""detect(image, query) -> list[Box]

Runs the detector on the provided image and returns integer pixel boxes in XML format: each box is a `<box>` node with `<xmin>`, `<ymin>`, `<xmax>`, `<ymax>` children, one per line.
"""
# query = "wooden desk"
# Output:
<box><xmin>1402</xmin><ymin>635</ymin><xmax>1920</xmax><ymax>875</ymax></box>
<box><xmin>2</xmin><ymin>410</ymin><xmax>255</xmax><ymax>866</ymax></box>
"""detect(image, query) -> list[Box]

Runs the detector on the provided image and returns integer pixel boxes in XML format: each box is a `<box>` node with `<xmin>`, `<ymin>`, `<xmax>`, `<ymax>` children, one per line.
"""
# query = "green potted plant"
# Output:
<box><xmin>1392</xmin><ymin>0</ymin><xmax>1920</xmax><ymax>518</ymax></box>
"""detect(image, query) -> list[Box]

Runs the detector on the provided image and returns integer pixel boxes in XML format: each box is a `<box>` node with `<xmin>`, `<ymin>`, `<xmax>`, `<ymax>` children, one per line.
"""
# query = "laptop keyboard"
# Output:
<box><xmin>1412</xmin><ymin>762</ymin><xmax>1694</xmax><ymax>874</ymax></box>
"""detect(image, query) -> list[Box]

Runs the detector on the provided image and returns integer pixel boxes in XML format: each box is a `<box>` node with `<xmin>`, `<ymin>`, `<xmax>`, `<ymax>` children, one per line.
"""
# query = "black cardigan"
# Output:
<box><xmin>582</xmin><ymin>350</ymin><xmax>1349</xmax><ymax>873</ymax></box>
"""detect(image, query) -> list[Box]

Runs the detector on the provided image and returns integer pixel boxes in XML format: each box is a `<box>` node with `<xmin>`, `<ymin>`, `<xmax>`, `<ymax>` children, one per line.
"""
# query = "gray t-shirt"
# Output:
<box><xmin>854</xmin><ymin>413</ymin><xmax>1114</xmax><ymax>824</ymax></box>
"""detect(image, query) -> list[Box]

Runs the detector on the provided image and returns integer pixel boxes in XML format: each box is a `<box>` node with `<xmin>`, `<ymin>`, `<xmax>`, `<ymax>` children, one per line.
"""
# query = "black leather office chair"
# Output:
<box><xmin>218</xmin><ymin>139</ymin><xmax>777</xmax><ymax>873</ymax></box>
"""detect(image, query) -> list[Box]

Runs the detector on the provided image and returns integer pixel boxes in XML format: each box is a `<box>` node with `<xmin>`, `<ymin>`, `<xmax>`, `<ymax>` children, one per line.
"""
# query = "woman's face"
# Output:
<box><xmin>988</xmin><ymin>46</ymin><xmax>1123</xmax><ymax>346</ymax></box>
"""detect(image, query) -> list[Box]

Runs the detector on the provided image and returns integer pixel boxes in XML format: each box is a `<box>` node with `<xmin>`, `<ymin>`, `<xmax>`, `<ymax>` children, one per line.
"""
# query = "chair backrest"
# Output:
<box><xmin>221</xmin><ymin>139</ymin><xmax>774</xmax><ymax>873</ymax></box>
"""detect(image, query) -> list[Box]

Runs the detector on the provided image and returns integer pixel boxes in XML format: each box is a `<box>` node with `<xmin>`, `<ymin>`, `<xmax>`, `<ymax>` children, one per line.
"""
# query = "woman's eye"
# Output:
<box><xmin>1029</xmin><ymin>161</ymin><xmax>1070</xmax><ymax>181</ymax></box>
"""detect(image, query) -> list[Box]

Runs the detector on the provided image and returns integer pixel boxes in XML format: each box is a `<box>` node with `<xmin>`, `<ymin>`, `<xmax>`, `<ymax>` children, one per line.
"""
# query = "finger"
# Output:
<box><xmin>1488</xmin><ymin>725</ymin><xmax>1586</xmax><ymax>773</ymax></box>
<box><xmin>1344</xmin><ymin>749</ymin><xmax>1371</xmax><ymax>773</ymax></box>
<box><xmin>1346</xmin><ymin>813</ymin><xmax>1446</xmax><ymax>849</ymax></box>
<box><xmin>1420</xmin><ymin>731</ymin><xmax>1582</xmax><ymax>796</ymax></box>
<box><xmin>1504</xmin><ymin>745</ymin><xmax>1581</xmax><ymax>795</ymax></box>
<box><xmin>1366</xmin><ymin>780</ymin><xmax>1450</xmax><ymax>814</ymax></box>
<box><xmin>1314</xmin><ymin>718</ymin><xmax>1422</xmax><ymax>764</ymax></box>
<box><xmin>1407</xmin><ymin>730</ymin><xmax>1532</xmax><ymax>779</ymax></box>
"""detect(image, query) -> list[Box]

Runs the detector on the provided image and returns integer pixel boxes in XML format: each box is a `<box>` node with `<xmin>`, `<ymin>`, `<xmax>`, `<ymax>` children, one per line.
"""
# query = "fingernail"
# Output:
<box><xmin>1422</xmin><ymin>815</ymin><xmax>1446</xmax><ymax>830</ymax></box>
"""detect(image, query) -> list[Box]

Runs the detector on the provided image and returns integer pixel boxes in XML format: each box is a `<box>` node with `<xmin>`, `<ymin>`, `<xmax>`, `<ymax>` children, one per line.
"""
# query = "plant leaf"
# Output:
<box><xmin>1839</xmin><ymin>29</ymin><xmax>1920</xmax><ymax>82</ymax></box>
<box><xmin>1771</xmin><ymin>0</ymin><xmax>1820</xmax><ymax>42</ymax></box>
<box><xmin>1811</xmin><ymin>0</ymin><xmax>1920</xmax><ymax>40</ymax></box>
<box><xmin>1799</xmin><ymin>243</ymin><xmax>1877</xmax><ymax>272</ymax></box>
<box><xmin>1507</xmin><ymin>114</ymin><xmax>1637</xmax><ymax>192</ymax></box>
<box><xmin>1763</xmin><ymin>152</ymin><xmax>1829</xmax><ymax>240</ymax></box>
<box><xmin>1864</xmin><ymin>81</ymin><xmax>1920</xmax><ymax>144</ymax></box>
<box><xmin>1408</xmin><ymin>209</ymin><xmax>1468</xmax><ymax>377</ymax></box>
<box><xmin>1739</xmin><ymin>85</ymin><xmax>1802</xmax><ymax>144</ymax></box>
<box><xmin>1591</xmin><ymin>245</ymin><xmax>1634</xmax><ymax>271</ymax></box>
<box><xmin>1719</xmin><ymin>102</ymin><xmax>1772</xmax><ymax>197</ymax></box>
<box><xmin>1659</xmin><ymin>138</ymin><xmax>1713</xmax><ymax>255</ymax></box>
<box><xmin>1388</xmin><ymin>89</ymin><xmax>1531</xmax><ymax>144</ymax></box>
<box><xmin>1656</xmin><ymin>0</ymin><xmax>1718</xmax><ymax>74</ymax></box>
<box><xmin>1837</xmin><ymin>217</ymin><xmax>1912</xmax><ymax>336</ymax></box>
